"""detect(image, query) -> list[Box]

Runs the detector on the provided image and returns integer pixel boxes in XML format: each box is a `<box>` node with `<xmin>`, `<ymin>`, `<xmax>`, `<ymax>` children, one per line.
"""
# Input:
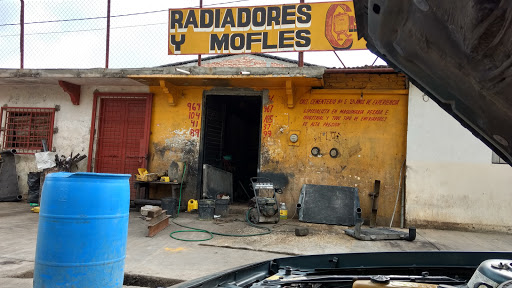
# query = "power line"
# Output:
<box><xmin>0</xmin><ymin>10</ymin><xmax>167</xmax><ymax>27</ymax></box>
<box><xmin>0</xmin><ymin>22</ymin><xmax>167</xmax><ymax>37</ymax></box>
<box><xmin>0</xmin><ymin>0</ymin><xmax>254</xmax><ymax>27</ymax></box>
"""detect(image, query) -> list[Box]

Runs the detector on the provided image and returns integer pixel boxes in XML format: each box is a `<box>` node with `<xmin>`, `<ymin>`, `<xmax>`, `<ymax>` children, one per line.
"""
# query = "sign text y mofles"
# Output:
<box><xmin>168</xmin><ymin>2</ymin><xmax>366</xmax><ymax>55</ymax></box>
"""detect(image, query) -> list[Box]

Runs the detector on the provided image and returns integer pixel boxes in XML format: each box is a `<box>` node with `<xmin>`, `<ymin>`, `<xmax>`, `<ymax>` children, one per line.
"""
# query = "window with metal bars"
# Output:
<box><xmin>0</xmin><ymin>107</ymin><xmax>56</xmax><ymax>154</ymax></box>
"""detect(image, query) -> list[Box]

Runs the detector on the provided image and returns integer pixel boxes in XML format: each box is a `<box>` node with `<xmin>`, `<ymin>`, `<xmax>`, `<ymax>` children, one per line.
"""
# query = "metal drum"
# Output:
<box><xmin>34</xmin><ymin>172</ymin><xmax>131</xmax><ymax>288</ymax></box>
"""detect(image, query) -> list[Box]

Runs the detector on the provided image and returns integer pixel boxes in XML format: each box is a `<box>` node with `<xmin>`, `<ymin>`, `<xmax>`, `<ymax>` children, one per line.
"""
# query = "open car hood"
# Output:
<box><xmin>174</xmin><ymin>252</ymin><xmax>512</xmax><ymax>288</ymax></box>
<box><xmin>353</xmin><ymin>0</ymin><xmax>512</xmax><ymax>165</ymax></box>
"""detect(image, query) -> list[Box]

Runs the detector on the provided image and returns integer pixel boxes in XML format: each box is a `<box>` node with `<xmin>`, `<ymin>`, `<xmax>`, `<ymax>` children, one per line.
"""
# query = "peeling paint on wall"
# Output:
<box><xmin>146</xmin><ymin>76</ymin><xmax>407</xmax><ymax>226</ymax></box>
<box><xmin>148</xmin><ymin>87</ymin><xmax>204</xmax><ymax>203</ymax></box>
<box><xmin>0</xmin><ymin>84</ymin><xmax>150</xmax><ymax>196</ymax></box>
<box><xmin>260</xmin><ymin>87</ymin><xmax>408</xmax><ymax>226</ymax></box>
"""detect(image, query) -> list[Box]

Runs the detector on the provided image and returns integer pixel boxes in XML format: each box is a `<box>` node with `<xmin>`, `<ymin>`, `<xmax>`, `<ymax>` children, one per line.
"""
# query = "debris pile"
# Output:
<box><xmin>54</xmin><ymin>153</ymin><xmax>87</xmax><ymax>172</ymax></box>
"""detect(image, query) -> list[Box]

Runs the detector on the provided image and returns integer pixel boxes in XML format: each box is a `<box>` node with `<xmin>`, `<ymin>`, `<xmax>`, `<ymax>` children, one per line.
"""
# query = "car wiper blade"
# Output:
<box><xmin>255</xmin><ymin>275</ymin><xmax>465</xmax><ymax>286</ymax></box>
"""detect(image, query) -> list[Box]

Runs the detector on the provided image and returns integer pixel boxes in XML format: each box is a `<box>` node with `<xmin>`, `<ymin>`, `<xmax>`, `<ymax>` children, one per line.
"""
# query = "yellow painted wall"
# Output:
<box><xmin>148</xmin><ymin>86</ymin><xmax>204</xmax><ymax>202</ymax></box>
<box><xmin>261</xmin><ymin>88</ymin><xmax>408</xmax><ymax>226</ymax></box>
<box><xmin>146</xmin><ymin>73</ymin><xmax>408</xmax><ymax>226</ymax></box>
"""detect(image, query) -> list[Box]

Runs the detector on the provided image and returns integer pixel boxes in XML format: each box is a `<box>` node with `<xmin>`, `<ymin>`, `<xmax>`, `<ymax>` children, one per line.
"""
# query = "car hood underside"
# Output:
<box><xmin>353</xmin><ymin>0</ymin><xmax>512</xmax><ymax>165</ymax></box>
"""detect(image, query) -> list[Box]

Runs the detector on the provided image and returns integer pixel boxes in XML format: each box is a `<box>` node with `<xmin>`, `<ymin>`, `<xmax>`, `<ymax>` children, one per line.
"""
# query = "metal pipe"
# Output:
<box><xmin>369</xmin><ymin>180</ymin><xmax>380</xmax><ymax>228</ymax></box>
<box><xmin>0</xmin><ymin>149</ymin><xmax>17</xmax><ymax>154</ymax></box>
<box><xmin>325</xmin><ymin>68</ymin><xmax>396</xmax><ymax>73</ymax></box>
<box><xmin>20</xmin><ymin>0</ymin><xmax>24</xmax><ymax>69</ymax></box>
<box><xmin>134</xmin><ymin>199</ymin><xmax>162</xmax><ymax>206</ymax></box>
<box><xmin>354</xmin><ymin>208</ymin><xmax>362</xmax><ymax>238</ymax></box>
<box><xmin>87</xmin><ymin>92</ymin><xmax>99</xmax><ymax>172</ymax></box>
<box><xmin>198</xmin><ymin>0</ymin><xmax>202</xmax><ymax>66</ymax></box>
<box><xmin>333</xmin><ymin>51</ymin><xmax>347</xmax><ymax>68</ymax></box>
<box><xmin>16</xmin><ymin>195</ymin><xmax>23</xmax><ymax>201</ymax></box>
<box><xmin>390</xmin><ymin>160</ymin><xmax>406</xmax><ymax>227</ymax></box>
<box><xmin>298</xmin><ymin>0</ymin><xmax>304</xmax><ymax>67</ymax></box>
<box><xmin>105</xmin><ymin>0</ymin><xmax>111</xmax><ymax>68</ymax></box>
<box><xmin>42</xmin><ymin>139</ymin><xmax>48</xmax><ymax>152</ymax></box>
<box><xmin>371</xmin><ymin>56</ymin><xmax>379</xmax><ymax>66</ymax></box>
<box><xmin>400</xmin><ymin>170</ymin><xmax>406</xmax><ymax>228</ymax></box>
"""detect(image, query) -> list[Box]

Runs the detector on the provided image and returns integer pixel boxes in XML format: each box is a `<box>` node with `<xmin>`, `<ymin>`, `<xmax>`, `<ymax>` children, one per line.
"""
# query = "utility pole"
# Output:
<box><xmin>20</xmin><ymin>0</ymin><xmax>24</xmax><ymax>69</ymax></box>
<box><xmin>105</xmin><ymin>0</ymin><xmax>111</xmax><ymax>68</ymax></box>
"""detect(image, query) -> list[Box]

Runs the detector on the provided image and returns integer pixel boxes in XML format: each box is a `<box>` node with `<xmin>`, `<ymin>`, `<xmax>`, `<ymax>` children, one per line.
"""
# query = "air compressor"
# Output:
<box><xmin>248</xmin><ymin>177</ymin><xmax>283</xmax><ymax>224</ymax></box>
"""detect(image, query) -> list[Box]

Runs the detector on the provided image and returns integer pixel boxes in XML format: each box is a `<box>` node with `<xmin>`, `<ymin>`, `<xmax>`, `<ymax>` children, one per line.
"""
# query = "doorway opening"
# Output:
<box><xmin>199</xmin><ymin>94</ymin><xmax>262</xmax><ymax>203</ymax></box>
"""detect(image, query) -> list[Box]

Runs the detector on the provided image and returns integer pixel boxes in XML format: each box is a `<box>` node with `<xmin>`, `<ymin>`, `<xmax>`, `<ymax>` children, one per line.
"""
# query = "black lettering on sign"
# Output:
<box><xmin>210</xmin><ymin>34</ymin><xmax>229</xmax><ymax>53</ymax></box>
<box><xmin>267</xmin><ymin>6</ymin><xmax>281</xmax><ymax>29</ymax></box>
<box><xmin>252</xmin><ymin>7</ymin><xmax>267</xmax><ymax>30</ymax></box>
<box><xmin>221</xmin><ymin>9</ymin><xmax>236</xmax><ymax>29</ymax></box>
<box><xmin>295</xmin><ymin>30</ymin><xmax>311</xmax><ymax>50</ymax></box>
<box><xmin>170</xmin><ymin>10</ymin><xmax>184</xmax><ymax>32</ymax></box>
<box><xmin>279</xmin><ymin>30</ymin><xmax>294</xmax><ymax>50</ymax></box>
<box><xmin>184</xmin><ymin>10</ymin><xmax>198</xmax><ymax>29</ymax></box>
<box><xmin>214</xmin><ymin>9</ymin><xmax>222</xmax><ymax>29</ymax></box>
<box><xmin>281</xmin><ymin>5</ymin><xmax>295</xmax><ymax>27</ymax></box>
<box><xmin>170</xmin><ymin>4</ymin><xmax>318</xmax><ymax>54</ymax></box>
<box><xmin>230</xmin><ymin>33</ymin><xmax>245</xmax><ymax>52</ymax></box>
<box><xmin>237</xmin><ymin>8</ymin><xmax>251</xmax><ymax>29</ymax></box>
<box><xmin>246</xmin><ymin>33</ymin><xmax>261</xmax><ymax>52</ymax></box>
<box><xmin>296</xmin><ymin>4</ymin><xmax>311</xmax><ymax>27</ymax></box>
<box><xmin>262</xmin><ymin>32</ymin><xmax>277</xmax><ymax>51</ymax></box>
<box><xmin>170</xmin><ymin>34</ymin><xmax>186</xmax><ymax>53</ymax></box>
<box><xmin>199</xmin><ymin>10</ymin><xmax>214</xmax><ymax>31</ymax></box>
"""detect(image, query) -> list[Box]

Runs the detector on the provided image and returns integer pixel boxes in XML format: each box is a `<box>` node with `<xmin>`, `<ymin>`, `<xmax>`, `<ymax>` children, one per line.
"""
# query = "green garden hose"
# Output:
<box><xmin>169</xmin><ymin>163</ymin><xmax>272</xmax><ymax>241</ymax></box>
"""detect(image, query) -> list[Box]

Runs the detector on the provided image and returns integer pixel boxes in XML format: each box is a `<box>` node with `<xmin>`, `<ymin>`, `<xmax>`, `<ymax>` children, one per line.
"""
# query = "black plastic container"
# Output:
<box><xmin>161</xmin><ymin>197</ymin><xmax>178</xmax><ymax>218</ymax></box>
<box><xmin>198</xmin><ymin>199</ymin><xmax>215</xmax><ymax>220</ymax></box>
<box><xmin>215</xmin><ymin>199</ymin><xmax>230</xmax><ymax>217</ymax></box>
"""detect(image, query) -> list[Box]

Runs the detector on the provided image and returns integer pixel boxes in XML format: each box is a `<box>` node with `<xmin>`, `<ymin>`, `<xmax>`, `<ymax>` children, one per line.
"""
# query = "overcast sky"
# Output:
<box><xmin>0</xmin><ymin>0</ymin><xmax>387</xmax><ymax>69</ymax></box>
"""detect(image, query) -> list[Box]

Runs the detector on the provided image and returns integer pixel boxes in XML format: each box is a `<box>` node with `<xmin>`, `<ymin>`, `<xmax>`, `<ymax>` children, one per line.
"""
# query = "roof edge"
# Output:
<box><xmin>0</xmin><ymin>67</ymin><xmax>326</xmax><ymax>79</ymax></box>
<box><xmin>324</xmin><ymin>67</ymin><xmax>397</xmax><ymax>74</ymax></box>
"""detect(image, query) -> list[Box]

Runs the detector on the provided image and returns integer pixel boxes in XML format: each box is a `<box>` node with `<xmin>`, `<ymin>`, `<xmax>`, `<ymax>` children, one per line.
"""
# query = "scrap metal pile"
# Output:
<box><xmin>54</xmin><ymin>153</ymin><xmax>87</xmax><ymax>172</ymax></box>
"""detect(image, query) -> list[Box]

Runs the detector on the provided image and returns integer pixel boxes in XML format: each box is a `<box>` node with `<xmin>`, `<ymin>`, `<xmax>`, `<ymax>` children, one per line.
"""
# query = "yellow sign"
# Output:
<box><xmin>168</xmin><ymin>1</ymin><xmax>366</xmax><ymax>55</ymax></box>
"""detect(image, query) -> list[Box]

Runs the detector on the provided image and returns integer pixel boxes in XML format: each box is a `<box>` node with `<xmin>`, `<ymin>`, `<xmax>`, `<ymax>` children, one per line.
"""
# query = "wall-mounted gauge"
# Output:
<box><xmin>329</xmin><ymin>148</ymin><xmax>339</xmax><ymax>158</ymax></box>
<box><xmin>311</xmin><ymin>147</ymin><xmax>320</xmax><ymax>156</ymax></box>
<box><xmin>290</xmin><ymin>134</ymin><xmax>299</xmax><ymax>143</ymax></box>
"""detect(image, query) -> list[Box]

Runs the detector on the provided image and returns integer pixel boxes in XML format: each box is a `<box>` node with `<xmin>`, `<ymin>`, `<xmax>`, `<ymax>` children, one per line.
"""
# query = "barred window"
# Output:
<box><xmin>0</xmin><ymin>107</ymin><xmax>55</xmax><ymax>154</ymax></box>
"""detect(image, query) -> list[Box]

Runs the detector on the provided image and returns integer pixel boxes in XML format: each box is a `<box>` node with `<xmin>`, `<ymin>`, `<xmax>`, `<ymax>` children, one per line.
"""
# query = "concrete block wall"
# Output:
<box><xmin>324</xmin><ymin>73</ymin><xmax>407</xmax><ymax>89</ymax></box>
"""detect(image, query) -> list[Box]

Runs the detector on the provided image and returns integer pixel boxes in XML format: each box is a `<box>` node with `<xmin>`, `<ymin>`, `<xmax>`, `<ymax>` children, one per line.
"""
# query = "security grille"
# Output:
<box><xmin>0</xmin><ymin>107</ymin><xmax>55</xmax><ymax>154</ymax></box>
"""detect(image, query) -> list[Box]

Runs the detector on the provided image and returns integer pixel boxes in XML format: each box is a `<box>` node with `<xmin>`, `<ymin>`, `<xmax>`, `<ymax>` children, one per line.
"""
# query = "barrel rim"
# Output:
<box><xmin>46</xmin><ymin>172</ymin><xmax>132</xmax><ymax>178</ymax></box>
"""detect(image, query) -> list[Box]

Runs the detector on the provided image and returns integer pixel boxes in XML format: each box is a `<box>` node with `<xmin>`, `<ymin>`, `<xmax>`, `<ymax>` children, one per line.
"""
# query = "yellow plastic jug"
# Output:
<box><xmin>279</xmin><ymin>202</ymin><xmax>288</xmax><ymax>220</ymax></box>
<box><xmin>187</xmin><ymin>199</ymin><xmax>198</xmax><ymax>212</ymax></box>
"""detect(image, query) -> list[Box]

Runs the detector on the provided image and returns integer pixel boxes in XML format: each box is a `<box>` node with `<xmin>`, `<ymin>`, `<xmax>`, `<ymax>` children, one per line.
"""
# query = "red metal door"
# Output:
<box><xmin>95</xmin><ymin>98</ymin><xmax>149</xmax><ymax>199</ymax></box>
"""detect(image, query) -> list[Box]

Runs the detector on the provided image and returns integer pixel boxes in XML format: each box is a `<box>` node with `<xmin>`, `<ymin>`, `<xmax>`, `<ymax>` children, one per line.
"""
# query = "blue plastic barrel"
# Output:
<box><xmin>34</xmin><ymin>172</ymin><xmax>131</xmax><ymax>288</ymax></box>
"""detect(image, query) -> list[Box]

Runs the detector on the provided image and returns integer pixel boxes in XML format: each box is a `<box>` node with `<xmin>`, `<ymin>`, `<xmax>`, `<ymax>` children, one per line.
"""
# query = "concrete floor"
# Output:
<box><xmin>1</xmin><ymin>202</ymin><xmax>512</xmax><ymax>287</ymax></box>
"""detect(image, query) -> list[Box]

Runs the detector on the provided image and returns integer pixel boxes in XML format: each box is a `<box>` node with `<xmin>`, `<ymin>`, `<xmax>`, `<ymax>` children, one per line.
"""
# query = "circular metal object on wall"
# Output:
<box><xmin>290</xmin><ymin>134</ymin><xmax>299</xmax><ymax>143</ymax></box>
<box><xmin>329</xmin><ymin>148</ymin><xmax>339</xmax><ymax>158</ymax></box>
<box><xmin>311</xmin><ymin>147</ymin><xmax>320</xmax><ymax>156</ymax></box>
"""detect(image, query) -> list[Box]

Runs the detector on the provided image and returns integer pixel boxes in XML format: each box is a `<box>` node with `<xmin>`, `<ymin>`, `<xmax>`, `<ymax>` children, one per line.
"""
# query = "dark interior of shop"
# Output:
<box><xmin>200</xmin><ymin>95</ymin><xmax>262</xmax><ymax>203</ymax></box>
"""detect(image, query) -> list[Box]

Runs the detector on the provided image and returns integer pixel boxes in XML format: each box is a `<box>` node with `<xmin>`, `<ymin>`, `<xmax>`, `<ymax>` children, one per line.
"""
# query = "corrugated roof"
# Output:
<box><xmin>159</xmin><ymin>53</ymin><xmax>319</xmax><ymax>67</ymax></box>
